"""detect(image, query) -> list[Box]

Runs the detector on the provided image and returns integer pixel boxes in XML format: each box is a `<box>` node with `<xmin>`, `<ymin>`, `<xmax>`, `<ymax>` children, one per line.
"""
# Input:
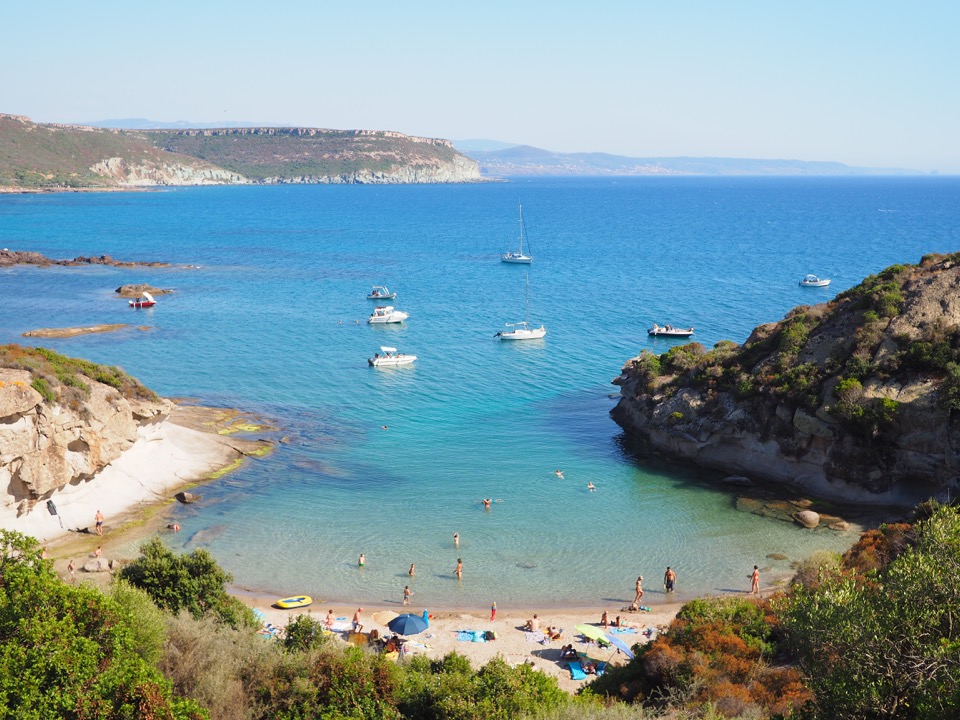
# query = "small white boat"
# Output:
<box><xmin>367</xmin><ymin>285</ymin><xmax>396</xmax><ymax>300</ymax></box>
<box><xmin>368</xmin><ymin>306</ymin><xmax>409</xmax><ymax>324</ymax></box>
<box><xmin>496</xmin><ymin>321</ymin><xmax>547</xmax><ymax>341</ymax></box>
<box><xmin>648</xmin><ymin>323</ymin><xmax>694</xmax><ymax>338</ymax></box>
<box><xmin>799</xmin><ymin>274</ymin><xmax>831</xmax><ymax>287</ymax></box>
<box><xmin>496</xmin><ymin>273</ymin><xmax>545</xmax><ymax>340</ymax></box>
<box><xmin>369</xmin><ymin>346</ymin><xmax>416</xmax><ymax>367</ymax></box>
<box><xmin>499</xmin><ymin>202</ymin><xmax>533</xmax><ymax>264</ymax></box>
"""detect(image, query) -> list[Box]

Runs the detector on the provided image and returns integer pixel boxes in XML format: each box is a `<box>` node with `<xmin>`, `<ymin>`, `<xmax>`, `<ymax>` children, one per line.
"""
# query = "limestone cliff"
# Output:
<box><xmin>0</xmin><ymin>113</ymin><xmax>481</xmax><ymax>189</ymax></box>
<box><xmin>611</xmin><ymin>254</ymin><xmax>960</xmax><ymax>506</ymax></box>
<box><xmin>0</xmin><ymin>347</ymin><xmax>169</xmax><ymax>516</ymax></box>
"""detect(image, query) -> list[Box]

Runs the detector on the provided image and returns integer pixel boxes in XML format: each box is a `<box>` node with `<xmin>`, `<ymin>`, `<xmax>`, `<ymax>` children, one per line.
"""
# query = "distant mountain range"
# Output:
<box><xmin>453</xmin><ymin>141</ymin><xmax>925</xmax><ymax>177</ymax></box>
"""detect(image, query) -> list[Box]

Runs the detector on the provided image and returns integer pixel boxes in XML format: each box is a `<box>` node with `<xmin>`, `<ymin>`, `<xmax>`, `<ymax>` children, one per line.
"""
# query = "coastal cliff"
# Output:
<box><xmin>611</xmin><ymin>254</ymin><xmax>960</xmax><ymax>506</ymax></box>
<box><xmin>0</xmin><ymin>346</ymin><xmax>170</xmax><ymax>517</ymax></box>
<box><xmin>0</xmin><ymin>114</ymin><xmax>481</xmax><ymax>189</ymax></box>
<box><xmin>0</xmin><ymin>345</ymin><xmax>268</xmax><ymax>542</ymax></box>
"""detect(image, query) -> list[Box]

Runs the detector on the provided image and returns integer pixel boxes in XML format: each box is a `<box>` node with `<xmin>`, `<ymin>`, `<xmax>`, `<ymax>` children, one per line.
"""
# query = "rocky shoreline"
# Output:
<box><xmin>611</xmin><ymin>254</ymin><xmax>960</xmax><ymax>508</ymax></box>
<box><xmin>0</xmin><ymin>249</ymin><xmax>169</xmax><ymax>268</ymax></box>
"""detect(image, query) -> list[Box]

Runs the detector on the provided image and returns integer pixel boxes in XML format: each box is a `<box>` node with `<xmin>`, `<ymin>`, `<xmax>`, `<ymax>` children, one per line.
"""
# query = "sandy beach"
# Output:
<box><xmin>243</xmin><ymin>597</ymin><xmax>682</xmax><ymax>693</ymax></box>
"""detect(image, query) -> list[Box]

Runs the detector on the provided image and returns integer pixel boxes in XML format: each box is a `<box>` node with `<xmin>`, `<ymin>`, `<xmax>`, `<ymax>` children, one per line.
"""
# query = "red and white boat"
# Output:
<box><xmin>129</xmin><ymin>291</ymin><xmax>156</xmax><ymax>308</ymax></box>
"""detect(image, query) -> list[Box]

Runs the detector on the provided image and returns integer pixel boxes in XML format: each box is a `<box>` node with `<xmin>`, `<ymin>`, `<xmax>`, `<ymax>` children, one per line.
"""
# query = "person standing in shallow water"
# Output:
<box><xmin>403</xmin><ymin>585</ymin><xmax>413</xmax><ymax>605</ymax></box>
<box><xmin>358</xmin><ymin>553</ymin><xmax>365</xmax><ymax>568</ymax></box>
<box><xmin>454</xmin><ymin>558</ymin><xmax>463</xmax><ymax>580</ymax></box>
<box><xmin>664</xmin><ymin>566</ymin><xmax>676</xmax><ymax>592</ymax></box>
<box><xmin>453</xmin><ymin>532</ymin><xmax>460</xmax><ymax>547</ymax></box>
<box><xmin>634</xmin><ymin>575</ymin><xmax>644</xmax><ymax>605</ymax></box>
<box><xmin>750</xmin><ymin>565</ymin><xmax>760</xmax><ymax>595</ymax></box>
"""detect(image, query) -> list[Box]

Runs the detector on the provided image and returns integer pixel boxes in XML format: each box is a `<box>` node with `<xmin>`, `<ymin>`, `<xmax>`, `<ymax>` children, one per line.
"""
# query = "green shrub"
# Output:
<box><xmin>30</xmin><ymin>376</ymin><xmax>56</xmax><ymax>402</ymax></box>
<box><xmin>777</xmin><ymin>315</ymin><xmax>810</xmax><ymax>357</ymax></box>
<box><xmin>939</xmin><ymin>362</ymin><xmax>960</xmax><ymax>412</ymax></box>
<box><xmin>775</xmin><ymin>504</ymin><xmax>960</xmax><ymax>719</ymax></box>
<box><xmin>0</xmin><ymin>530</ymin><xmax>206</xmax><ymax>720</ymax></box>
<box><xmin>119</xmin><ymin>538</ymin><xmax>257</xmax><ymax>630</ymax></box>
<box><xmin>661</xmin><ymin>343</ymin><xmax>706</xmax><ymax>373</ymax></box>
<box><xmin>282</xmin><ymin>614</ymin><xmax>331</xmax><ymax>653</ymax></box>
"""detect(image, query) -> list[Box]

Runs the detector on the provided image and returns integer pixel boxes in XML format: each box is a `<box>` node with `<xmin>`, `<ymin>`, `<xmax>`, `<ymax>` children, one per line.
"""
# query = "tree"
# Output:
<box><xmin>776</xmin><ymin>505</ymin><xmax>960</xmax><ymax>719</ymax></box>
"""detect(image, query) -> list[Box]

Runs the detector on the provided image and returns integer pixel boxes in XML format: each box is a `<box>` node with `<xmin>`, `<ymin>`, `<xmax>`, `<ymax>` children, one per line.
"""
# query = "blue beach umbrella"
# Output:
<box><xmin>388</xmin><ymin>613</ymin><xmax>429</xmax><ymax>636</ymax></box>
<box><xmin>604</xmin><ymin>632</ymin><xmax>635</xmax><ymax>660</ymax></box>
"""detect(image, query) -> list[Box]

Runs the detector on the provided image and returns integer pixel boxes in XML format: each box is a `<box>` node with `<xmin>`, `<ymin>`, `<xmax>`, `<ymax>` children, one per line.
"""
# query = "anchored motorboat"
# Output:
<box><xmin>368</xmin><ymin>306</ymin><xmax>409</xmax><ymax>324</ymax></box>
<box><xmin>369</xmin><ymin>346</ymin><xmax>416</xmax><ymax>367</ymax></box>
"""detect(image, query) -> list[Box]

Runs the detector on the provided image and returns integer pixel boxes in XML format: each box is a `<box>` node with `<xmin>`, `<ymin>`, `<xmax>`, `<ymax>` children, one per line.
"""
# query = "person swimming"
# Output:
<box><xmin>555</xmin><ymin>470</ymin><xmax>564</xmax><ymax>479</ymax></box>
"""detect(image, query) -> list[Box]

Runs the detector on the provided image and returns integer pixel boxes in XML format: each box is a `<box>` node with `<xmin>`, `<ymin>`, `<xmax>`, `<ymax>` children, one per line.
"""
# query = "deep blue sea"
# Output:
<box><xmin>2</xmin><ymin>176</ymin><xmax>957</xmax><ymax>609</ymax></box>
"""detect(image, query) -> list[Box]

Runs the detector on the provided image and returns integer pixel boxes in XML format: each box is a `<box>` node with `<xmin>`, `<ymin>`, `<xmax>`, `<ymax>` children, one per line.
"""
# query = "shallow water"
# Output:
<box><xmin>2</xmin><ymin>176</ymin><xmax>957</xmax><ymax>607</ymax></box>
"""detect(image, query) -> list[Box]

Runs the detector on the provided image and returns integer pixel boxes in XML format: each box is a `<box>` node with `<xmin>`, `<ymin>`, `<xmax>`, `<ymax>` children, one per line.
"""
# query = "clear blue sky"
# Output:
<box><xmin>3</xmin><ymin>1</ymin><xmax>958</xmax><ymax>172</ymax></box>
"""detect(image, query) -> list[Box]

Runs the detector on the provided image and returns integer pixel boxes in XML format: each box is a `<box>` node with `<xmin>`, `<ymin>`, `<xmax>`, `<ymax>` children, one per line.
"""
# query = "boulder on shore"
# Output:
<box><xmin>794</xmin><ymin>510</ymin><xmax>821</xmax><ymax>528</ymax></box>
<box><xmin>83</xmin><ymin>558</ymin><xmax>110</xmax><ymax>573</ymax></box>
<box><xmin>175</xmin><ymin>491</ymin><xmax>201</xmax><ymax>504</ymax></box>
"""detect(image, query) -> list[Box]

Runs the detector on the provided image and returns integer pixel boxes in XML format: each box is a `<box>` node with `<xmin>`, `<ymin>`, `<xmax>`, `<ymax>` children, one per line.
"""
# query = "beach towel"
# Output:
<box><xmin>610</xmin><ymin>627</ymin><xmax>638</xmax><ymax>634</ymax></box>
<box><xmin>252</xmin><ymin>609</ymin><xmax>266</xmax><ymax>621</ymax></box>
<box><xmin>525</xmin><ymin>631</ymin><xmax>545</xmax><ymax>643</ymax></box>
<box><xmin>568</xmin><ymin>661</ymin><xmax>587</xmax><ymax>681</ymax></box>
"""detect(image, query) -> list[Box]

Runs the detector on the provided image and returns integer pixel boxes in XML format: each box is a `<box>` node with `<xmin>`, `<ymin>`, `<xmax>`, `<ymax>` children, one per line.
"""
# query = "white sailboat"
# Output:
<box><xmin>496</xmin><ymin>274</ymin><xmax>546</xmax><ymax>340</ymax></box>
<box><xmin>499</xmin><ymin>202</ymin><xmax>533</xmax><ymax>264</ymax></box>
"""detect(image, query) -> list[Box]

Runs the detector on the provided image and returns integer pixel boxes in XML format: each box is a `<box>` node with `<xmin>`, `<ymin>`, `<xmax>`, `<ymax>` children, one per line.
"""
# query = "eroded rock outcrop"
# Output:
<box><xmin>612</xmin><ymin>254</ymin><xmax>960</xmax><ymax>506</ymax></box>
<box><xmin>0</xmin><ymin>364</ymin><xmax>170</xmax><ymax>517</ymax></box>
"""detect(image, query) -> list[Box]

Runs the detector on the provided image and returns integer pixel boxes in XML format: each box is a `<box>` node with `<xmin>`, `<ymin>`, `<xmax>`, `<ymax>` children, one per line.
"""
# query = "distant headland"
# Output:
<box><xmin>0</xmin><ymin>113</ymin><xmax>482</xmax><ymax>191</ymax></box>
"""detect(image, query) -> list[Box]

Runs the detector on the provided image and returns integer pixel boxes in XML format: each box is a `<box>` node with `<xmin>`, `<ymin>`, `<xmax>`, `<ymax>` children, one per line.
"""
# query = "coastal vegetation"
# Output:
<box><xmin>5</xmin><ymin>504</ymin><xmax>957</xmax><ymax>718</ymax></box>
<box><xmin>0</xmin><ymin>344</ymin><xmax>158</xmax><ymax>406</ymax></box>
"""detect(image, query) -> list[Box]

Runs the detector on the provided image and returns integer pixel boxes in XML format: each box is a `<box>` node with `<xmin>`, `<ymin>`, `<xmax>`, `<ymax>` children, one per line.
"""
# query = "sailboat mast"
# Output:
<box><xmin>518</xmin><ymin>202</ymin><xmax>524</xmax><ymax>255</ymax></box>
<box><xmin>525</xmin><ymin>272</ymin><xmax>530</xmax><ymax>325</ymax></box>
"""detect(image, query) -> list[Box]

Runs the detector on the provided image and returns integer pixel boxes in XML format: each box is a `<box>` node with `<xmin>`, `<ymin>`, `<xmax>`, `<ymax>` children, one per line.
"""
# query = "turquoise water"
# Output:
<box><xmin>2</xmin><ymin>177</ymin><xmax>958</xmax><ymax>608</ymax></box>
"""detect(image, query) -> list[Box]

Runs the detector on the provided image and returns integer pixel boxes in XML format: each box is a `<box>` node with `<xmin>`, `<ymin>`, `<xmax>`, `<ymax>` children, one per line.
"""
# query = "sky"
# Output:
<box><xmin>3</xmin><ymin>1</ymin><xmax>958</xmax><ymax>172</ymax></box>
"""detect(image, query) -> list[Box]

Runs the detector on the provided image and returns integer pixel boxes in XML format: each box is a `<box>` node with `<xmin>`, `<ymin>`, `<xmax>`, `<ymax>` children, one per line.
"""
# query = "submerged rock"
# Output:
<box><xmin>794</xmin><ymin>510</ymin><xmax>821</xmax><ymax>528</ymax></box>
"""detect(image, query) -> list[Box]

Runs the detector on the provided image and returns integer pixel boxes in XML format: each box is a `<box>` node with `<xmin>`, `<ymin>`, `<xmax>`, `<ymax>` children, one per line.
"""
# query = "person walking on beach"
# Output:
<box><xmin>664</xmin><ymin>567</ymin><xmax>677</xmax><ymax>593</ymax></box>
<box><xmin>409</xmin><ymin>563</ymin><xmax>415</xmax><ymax>577</ymax></box>
<box><xmin>454</xmin><ymin>558</ymin><xmax>463</xmax><ymax>580</ymax></box>
<box><xmin>358</xmin><ymin>553</ymin><xmax>365</xmax><ymax>568</ymax></box>
<box><xmin>490</xmin><ymin>602</ymin><xmax>497</xmax><ymax>621</ymax></box>
<box><xmin>403</xmin><ymin>585</ymin><xmax>413</xmax><ymax>605</ymax></box>
<box><xmin>95</xmin><ymin>509</ymin><xmax>104</xmax><ymax>536</ymax></box>
<box><xmin>352</xmin><ymin>608</ymin><xmax>364</xmax><ymax>633</ymax></box>
<box><xmin>634</xmin><ymin>575</ymin><xmax>644</xmax><ymax>605</ymax></box>
<box><xmin>750</xmin><ymin>565</ymin><xmax>760</xmax><ymax>595</ymax></box>
<box><xmin>67</xmin><ymin>559</ymin><xmax>76</xmax><ymax>582</ymax></box>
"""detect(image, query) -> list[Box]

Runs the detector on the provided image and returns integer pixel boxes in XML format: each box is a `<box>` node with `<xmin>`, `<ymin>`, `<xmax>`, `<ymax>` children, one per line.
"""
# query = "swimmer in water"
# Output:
<box><xmin>482</xmin><ymin>498</ymin><xmax>492</xmax><ymax>510</ymax></box>
<box><xmin>587</xmin><ymin>482</ymin><xmax>596</xmax><ymax>492</ymax></box>
<box><xmin>555</xmin><ymin>470</ymin><xmax>564</xmax><ymax>479</ymax></box>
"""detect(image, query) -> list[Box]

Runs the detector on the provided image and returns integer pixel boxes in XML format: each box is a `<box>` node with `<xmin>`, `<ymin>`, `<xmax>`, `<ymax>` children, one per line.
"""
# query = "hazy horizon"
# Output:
<box><xmin>4</xmin><ymin>1</ymin><xmax>958</xmax><ymax>172</ymax></box>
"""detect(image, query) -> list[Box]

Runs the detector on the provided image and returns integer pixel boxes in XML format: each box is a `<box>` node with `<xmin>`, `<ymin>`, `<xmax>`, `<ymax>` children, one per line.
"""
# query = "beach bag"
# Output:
<box><xmin>485</xmin><ymin>630</ymin><xmax>497</xmax><ymax>641</ymax></box>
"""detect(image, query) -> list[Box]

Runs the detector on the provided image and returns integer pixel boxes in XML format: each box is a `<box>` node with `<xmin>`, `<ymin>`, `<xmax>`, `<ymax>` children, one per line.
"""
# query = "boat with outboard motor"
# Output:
<box><xmin>648</xmin><ymin>323</ymin><xmax>694</xmax><ymax>338</ymax></box>
<box><xmin>369</xmin><ymin>346</ymin><xmax>416</xmax><ymax>367</ymax></box>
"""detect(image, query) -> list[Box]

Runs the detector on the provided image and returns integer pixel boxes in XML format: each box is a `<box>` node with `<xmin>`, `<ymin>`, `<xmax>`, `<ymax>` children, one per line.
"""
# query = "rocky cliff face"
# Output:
<box><xmin>0</xmin><ymin>353</ymin><xmax>170</xmax><ymax>517</ymax></box>
<box><xmin>89</xmin><ymin>157</ymin><xmax>246</xmax><ymax>186</ymax></box>
<box><xmin>611</xmin><ymin>254</ymin><xmax>960</xmax><ymax>506</ymax></box>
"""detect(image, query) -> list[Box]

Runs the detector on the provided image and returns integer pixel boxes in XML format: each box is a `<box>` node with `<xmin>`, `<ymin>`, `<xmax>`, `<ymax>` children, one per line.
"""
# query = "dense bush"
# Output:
<box><xmin>399</xmin><ymin>653</ymin><xmax>567</xmax><ymax>720</ymax></box>
<box><xmin>776</xmin><ymin>504</ymin><xmax>960</xmax><ymax>719</ymax></box>
<box><xmin>119</xmin><ymin>538</ymin><xmax>257</xmax><ymax>630</ymax></box>
<box><xmin>589</xmin><ymin>597</ymin><xmax>810</xmax><ymax>718</ymax></box>
<box><xmin>0</xmin><ymin>530</ymin><xmax>205</xmax><ymax>719</ymax></box>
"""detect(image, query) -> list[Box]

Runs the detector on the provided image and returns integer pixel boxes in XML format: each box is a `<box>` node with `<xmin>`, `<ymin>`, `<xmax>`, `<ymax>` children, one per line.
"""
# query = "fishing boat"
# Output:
<box><xmin>648</xmin><ymin>323</ymin><xmax>694</xmax><ymax>338</ymax></box>
<box><xmin>496</xmin><ymin>274</ymin><xmax>546</xmax><ymax>340</ymax></box>
<box><xmin>499</xmin><ymin>202</ymin><xmax>533</xmax><ymax>264</ymax></box>
<box><xmin>367</xmin><ymin>285</ymin><xmax>396</xmax><ymax>300</ymax></box>
<box><xmin>369</xmin><ymin>346</ymin><xmax>417</xmax><ymax>367</ymax></box>
<box><xmin>799</xmin><ymin>274</ymin><xmax>831</xmax><ymax>287</ymax></box>
<box><xmin>368</xmin><ymin>306</ymin><xmax>409</xmax><ymax>324</ymax></box>
<box><xmin>129</xmin><ymin>291</ymin><xmax>156</xmax><ymax>308</ymax></box>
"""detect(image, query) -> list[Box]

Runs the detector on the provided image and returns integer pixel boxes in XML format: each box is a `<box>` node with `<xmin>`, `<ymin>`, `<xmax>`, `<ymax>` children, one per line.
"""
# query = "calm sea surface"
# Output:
<box><xmin>2</xmin><ymin>177</ymin><xmax>958</xmax><ymax>608</ymax></box>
